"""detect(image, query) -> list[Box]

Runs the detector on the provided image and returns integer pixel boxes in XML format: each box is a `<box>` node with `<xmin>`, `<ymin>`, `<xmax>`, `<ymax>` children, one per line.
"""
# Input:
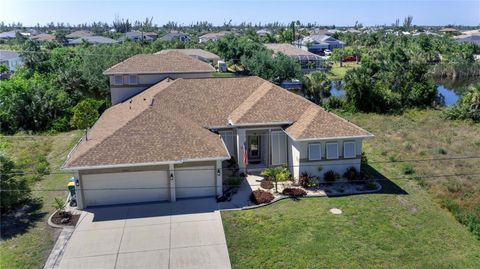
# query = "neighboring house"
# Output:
<box><xmin>265</xmin><ymin>43</ymin><xmax>326</xmax><ymax>73</ymax></box>
<box><xmin>198</xmin><ymin>31</ymin><xmax>230</xmax><ymax>43</ymax></box>
<box><xmin>31</xmin><ymin>33</ymin><xmax>56</xmax><ymax>42</ymax></box>
<box><xmin>155</xmin><ymin>48</ymin><xmax>221</xmax><ymax>65</ymax></box>
<box><xmin>454</xmin><ymin>34</ymin><xmax>480</xmax><ymax>46</ymax></box>
<box><xmin>256</xmin><ymin>29</ymin><xmax>271</xmax><ymax>36</ymax></box>
<box><xmin>0</xmin><ymin>50</ymin><xmax>22</xmax><ymax>71</ymax></box>
<box><xmin>68</xmin><ymin>36</ymin><xmax>118</xmax><ymax>45</ymax></box>
<box><xmin>66</xmin><ymin>30</ymin><xmax>92</xmax><ymax>39</ymax></box>
<box><xmin>0</xmin><ymin>31</ymin><xmax>18</xmax><ymax>39</ymax></box>
<box><xmin>120</xmin><ymin>31</ymin><xmax>158</xmax><ymax>42</ymax></box>
<box><xmin>439</xmin><ymin>28</ymin><xmax>459</xmax><ymax>35</ymax></box>
<box><xmin>159</xmin><ymin>31</ymin><xmax>191</xmax><ymax>42</ymax></box>
<box><xmin>298</xmin><ymin>34</ymin><xmax>345</xmax><ymax>54</ymax></box>
<box><xmin>104</xmin><ymin>51</ymin><xmax>216</xmax><ymax>104</ymax></box>
<box><xmin>63</xmin><ymin>74</ymin><xmax>372</xmax><ymax>209</ymax></box>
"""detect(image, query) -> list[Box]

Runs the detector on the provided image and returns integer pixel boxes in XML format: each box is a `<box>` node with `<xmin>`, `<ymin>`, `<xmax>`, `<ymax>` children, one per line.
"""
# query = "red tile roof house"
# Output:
<box><xmin>63</xmin><ymin>52</ymin><xmax>373</xmax><ymax>209</ymax></box>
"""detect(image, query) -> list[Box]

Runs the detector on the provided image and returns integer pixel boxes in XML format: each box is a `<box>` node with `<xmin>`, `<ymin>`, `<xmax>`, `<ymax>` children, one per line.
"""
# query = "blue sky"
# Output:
<box><xmin>1</xmin><ymin>0</ymin><xmax>479</xmax><ymax>26</ymax></box>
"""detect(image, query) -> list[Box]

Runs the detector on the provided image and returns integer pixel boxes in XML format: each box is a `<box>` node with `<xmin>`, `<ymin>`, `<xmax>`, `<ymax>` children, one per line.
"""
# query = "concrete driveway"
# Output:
<box><xmin>58</xmin><ymin>198</ymin><xmax>231</xmax><ymax>269</ymax></box>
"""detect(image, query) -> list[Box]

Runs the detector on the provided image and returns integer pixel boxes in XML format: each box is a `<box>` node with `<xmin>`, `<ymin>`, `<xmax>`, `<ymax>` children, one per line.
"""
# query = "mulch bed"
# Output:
<box><xmin>260</xmin><ymin>180</ymin><xmax>274</xmax><ymax>190</ymax></box>
<box><xmin>51</xmin><ymin>212</ymin><xmax>80</xmax><ymax>226</ymax></box>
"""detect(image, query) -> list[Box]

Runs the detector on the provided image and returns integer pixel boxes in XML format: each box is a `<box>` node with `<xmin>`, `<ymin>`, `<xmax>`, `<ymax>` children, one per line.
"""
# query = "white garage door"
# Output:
<box><xmin>82</xmin><ymin>171</ymin><xmax>169</xmax><ymax>207</ymax></box>
<box><xmin>175</xmin><ymin>166</ymin><xmax>215</xmax><ymax>199</ymax></box>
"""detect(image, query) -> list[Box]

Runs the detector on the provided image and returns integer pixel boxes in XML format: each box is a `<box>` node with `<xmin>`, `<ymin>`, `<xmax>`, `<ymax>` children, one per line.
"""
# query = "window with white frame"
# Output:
<box><xmin>343</xmin><ymin>141</ymin><xmax>356</xmax><ymax>158</ymax></box>
<box><xmin>113</xmin><ymin>75</ymin><xmax>123</xmax><ymax>85</ymax></box>
<box><xmin>326</xmin><ymin>143</ymin><xmax>339</xmax><ymax>159</ymax></box>
<box><xmin>308</xmin><ymin>143</ymin><xmax>321</xmax><ymax>161</ymax></box>
<box><xmin>128</xmin><ymin>74</ymin><xmax>138</xmax><ymax>85</ymax></box>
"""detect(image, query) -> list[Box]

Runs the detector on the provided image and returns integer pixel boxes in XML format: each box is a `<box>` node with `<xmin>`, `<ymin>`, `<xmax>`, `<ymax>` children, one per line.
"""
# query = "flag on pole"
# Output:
<box><xmin>243</xmin><ymin>141</ymin><xmax>248</xmax><ymax>166</ymax></box>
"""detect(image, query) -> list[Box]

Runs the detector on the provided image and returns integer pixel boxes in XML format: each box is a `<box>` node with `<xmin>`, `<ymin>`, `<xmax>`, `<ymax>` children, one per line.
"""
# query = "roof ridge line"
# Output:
<box><xmin>293</xmin><ymin>105</ymin><xmax>320</xmax><ymax>137</ymax></box>
<box><xmin>65</xmin><ymin>79</ymin><xmax>176</xmax><ymax>167</ymax></box>
<box><xmin>228</xmin><ymin>81</ymin><xmax>272</xmax><ymax>123</ymax></box>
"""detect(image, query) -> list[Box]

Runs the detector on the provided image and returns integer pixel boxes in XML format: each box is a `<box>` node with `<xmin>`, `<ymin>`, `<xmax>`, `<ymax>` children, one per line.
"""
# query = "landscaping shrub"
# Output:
<box><xmin>361</xmin><ymin>152</ymin><xmax>368</xmax><ymax>164</ymax></box>
<box><xmin>226</xmin><ymin>176</ymin><xmax>243</xmax><ymax>188</ymax></box>
<box><xmin>344</xmin><ymin>167</ymin><xmax>358</xmax><ymax>181</ymax></box>
<box><xmin>364</xmin><ymin>181</ymin><xmax>378</xmax><ymax>190</ymax></box>
<box><xmin>437</xmin><ymin>148</ymin><xmax>448</xmax><ymax>155</ymax></box>
<box><xmin>323</xmin><ymin>170</ymin><xmax>338</xmax><ymax>182</ymax></box>
<box><xmin>250</xmin><ymin>190</ymin><xmax>274</xmax><ymax>205</ymax></box>
<box><xmin>401</xmin><ymin>164</ymin><xmax>414</xmax><ymax>175</ymax></box>
<box><xmin>282</xmin><ymin>187</ymin><xmax>307</xmax><ymax>197</ymax></box>
<box><xmin>299</xmin><ymin>172</ymin><xmax>317</xmax><ymax>188</ymax></box>
<box><xmin>0</xmin><ymin>155</ymin><xmax>31</xmax><ymax>213</ymax></box>
<box><xmin>260</xmin><ymin>180</ymin><xmax>274</xmax><ymax>190</ymax></box>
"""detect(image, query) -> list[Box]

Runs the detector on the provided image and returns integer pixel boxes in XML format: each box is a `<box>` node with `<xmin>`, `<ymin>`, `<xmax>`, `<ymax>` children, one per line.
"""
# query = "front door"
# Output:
<box><xmin>248</xmin><ymin>135</ymin><xmax>261</xmax><ymax>163</ymax></box>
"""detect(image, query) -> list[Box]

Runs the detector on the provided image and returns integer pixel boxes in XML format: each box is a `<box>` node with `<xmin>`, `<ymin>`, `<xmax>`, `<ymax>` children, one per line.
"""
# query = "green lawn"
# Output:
<box><xmin>222</xmin><ymin>109</ymin><xmax>480</xmax><ymax>269</ymax></box>
<box><xmin>342</xmin><ymin>109</ymin><xmax>480</xmax><ymax>232</ymax></box>
<box><xmin>0</xmin><ymin>131</ymin><xmax>82</xmax><ymax>269</ymax></box>
<box><xmin>327</xmin><ymin>61</ymin><xmax>359</xmax><ymax>80</ymax></box>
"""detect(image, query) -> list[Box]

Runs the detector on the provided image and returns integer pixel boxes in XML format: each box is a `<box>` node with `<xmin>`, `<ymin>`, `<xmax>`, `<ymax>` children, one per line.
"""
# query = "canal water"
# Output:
<box><xmin>330</xmin><ymin>78</ymin><xmax>479</xmax><ymax>107</ymax></box>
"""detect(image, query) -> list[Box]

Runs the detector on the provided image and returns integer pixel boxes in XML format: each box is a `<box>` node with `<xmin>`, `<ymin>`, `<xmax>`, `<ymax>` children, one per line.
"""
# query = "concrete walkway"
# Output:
<box><xmin>56</xmin><ymin>198</ymin><xmax>231</xmax><ymax>269</ymax></box>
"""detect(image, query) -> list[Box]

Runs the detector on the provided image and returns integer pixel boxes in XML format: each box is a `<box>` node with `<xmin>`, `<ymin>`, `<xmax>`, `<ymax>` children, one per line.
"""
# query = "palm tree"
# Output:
<box><xmin>261</xmin><ymin>166</ymin><xmax>291</xmax><ymax>193</ymax></box>
<box><xmin>303</xmin><ymin>72</ymin><xmax>332</xmax><ymax>105</ymax></box>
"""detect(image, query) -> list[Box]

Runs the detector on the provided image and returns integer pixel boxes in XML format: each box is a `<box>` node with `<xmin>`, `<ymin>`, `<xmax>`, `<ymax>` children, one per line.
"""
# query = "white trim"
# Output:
<box><xmin>343</xmin><ymin>141</ymin><xmax>356</xmax><ymax>158</ymax></box>
<box><xmin>226</xmin><ymin>120</ymin><xmax>292</xmax><ymax>127</ymax></box>
<box><xmin>326</xmin><ymin>142</ymin><xmax>339</xmax><ymax>160</ymax></box>
<box><xmin>218</xmin><ymin>133</ymin><xmax>233</xmax><ymax>159</ymax></box>
<box><xmin>62</xmin><ymin>156</ymin><xmax>230</xmax><ymax>171</ymax></box>
<box><xmin>308</xmin><ymin>143</ymin><xmax>321</xmax><ymax>161</ymax></box>
<box><xmin>284</xmin><ymin>131</ymin><xmax>374</xmax><ymax>142</ymax></box>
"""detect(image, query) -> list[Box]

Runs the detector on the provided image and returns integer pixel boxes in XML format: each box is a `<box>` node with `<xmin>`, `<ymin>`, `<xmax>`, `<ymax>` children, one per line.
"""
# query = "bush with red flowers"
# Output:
<box><xmin>250</xmin><ymin>189</ymin><xmax>274</xmax><ymax>204</ymax></box>
<box><xmin>282</xmin><ymin>187</ymin><xmax>307</xmax><ymax>197</ymax></box>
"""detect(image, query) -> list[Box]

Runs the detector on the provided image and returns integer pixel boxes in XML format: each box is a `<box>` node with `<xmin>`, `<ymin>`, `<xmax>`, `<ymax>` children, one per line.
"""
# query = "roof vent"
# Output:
<box><xmin>149</xmin><ymin>98</ymin><xmax>155</xmax><ymax>107</ymax></box>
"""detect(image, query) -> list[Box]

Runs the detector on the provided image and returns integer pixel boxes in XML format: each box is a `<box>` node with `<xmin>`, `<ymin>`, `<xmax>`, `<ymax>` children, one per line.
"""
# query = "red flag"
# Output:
<box><xmin>243</xmin><ymin>141</ymin><xmax>248</xmax><ymax>166</ymax></box>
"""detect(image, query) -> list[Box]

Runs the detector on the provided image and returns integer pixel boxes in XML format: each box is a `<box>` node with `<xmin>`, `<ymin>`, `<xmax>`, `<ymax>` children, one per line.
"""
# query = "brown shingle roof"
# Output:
<box><xmin>155</xmin><ymin>49</ymin><xmax>220</xmax><ymax>61</ymax></box>
<box><xmin>103</xmin><ymin>51</ymin><xmax>215</xmax><ymax>75</ymax></box>
<box><xmin>265</xmin><ymin>43</ymin><xmax>320</xmax><ymax>58</ymax></box>
<box><xmin>65</xmin><ymin>76</ymin><xmax>371</xmax><ymax>168</ymax></box>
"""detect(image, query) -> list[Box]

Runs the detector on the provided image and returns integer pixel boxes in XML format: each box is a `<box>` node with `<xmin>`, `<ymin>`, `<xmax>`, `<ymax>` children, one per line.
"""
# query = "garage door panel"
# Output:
<box><xmin>82</xmin><ymin>171</ymin><xmax>169</xmax><ymax>207</ymax></box>
<box><xmin>175</xmin><ymin>166</ymin><xmax>215</xmax><ymax>199</ymax></box>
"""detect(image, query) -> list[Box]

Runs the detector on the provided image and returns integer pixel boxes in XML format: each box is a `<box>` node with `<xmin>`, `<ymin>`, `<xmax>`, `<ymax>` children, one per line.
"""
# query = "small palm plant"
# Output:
<box><xmin>53</xmin><ymin>197</ymin><xmax>68</xmax><ymax>218</ymax></box>
<box><xmin>261</xmin><ymin>166</ymin><xmax>291</xmax><ymax>193</ymax></box>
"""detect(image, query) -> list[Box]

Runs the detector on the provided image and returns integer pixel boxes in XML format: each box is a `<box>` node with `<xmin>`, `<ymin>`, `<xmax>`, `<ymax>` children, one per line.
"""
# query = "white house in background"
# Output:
<box><xmin>298</xmin><ymin>34</ymin><xmax>345</xmax><ymax>54</ymax></box>
<box><xmin>63</xmin><ymin>60</ymin><xmax>372</xmax><ymax>208</ymax></box>
<box><xmin>198</xmin><ymin>31</ymin><xmax>230</xmax><ymax>43</ymax></box>
<box><xmin>103</xmin><ymin>51</ymin><xmax>215</xmax><ymax>104</ymax></box>
<box><xmin>0</xmin><ymin>50</ymin><xmax>22</xmax><ymax>71</ymax></box>
<box><xmin>256</xmin><ymin>29</ymin><xmax>271</xmax><ymax>36</ymax></box>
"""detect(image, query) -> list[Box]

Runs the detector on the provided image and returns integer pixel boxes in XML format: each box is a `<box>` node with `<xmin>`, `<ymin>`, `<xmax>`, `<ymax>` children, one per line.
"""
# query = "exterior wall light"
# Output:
<box><xmin>75</xmin><ymin>178</ymin><xmax>80</xmax><ymax>187</ymax></box>
<box><xmin>217</xmin><ymin>169</ymin><xmax>221</xmax><ymax>176</ymax></box>
<box><xmin>170</xmin><ymin>173</ymin><xmax>174</xmax><ymax>181</ymax></box>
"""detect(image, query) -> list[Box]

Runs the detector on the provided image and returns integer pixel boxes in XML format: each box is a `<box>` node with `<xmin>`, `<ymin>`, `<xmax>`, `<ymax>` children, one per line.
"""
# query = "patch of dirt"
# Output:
<box><xmin>51</xmin><ymin>212</ymin><xmax>80</xmax><ymax>226</ymax></box>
